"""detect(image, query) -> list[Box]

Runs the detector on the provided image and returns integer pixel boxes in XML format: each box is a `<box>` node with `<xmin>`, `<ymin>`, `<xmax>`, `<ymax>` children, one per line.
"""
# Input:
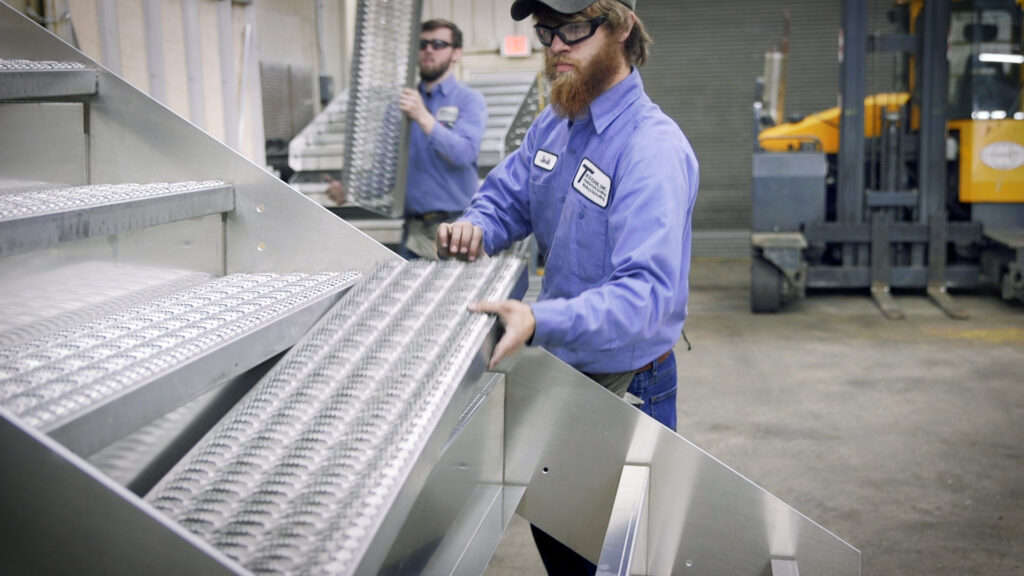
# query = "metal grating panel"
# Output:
<box><xmin>0</xmin><ymin>180</ymin><xmax>235</xmax><ymax>257</ymax></box>
<box><xmin>0</xmin><ymin>57</ymin><xmax>96</xmax><ymax>101</ymax></box>
<box><xmin>0</xmin><ymin>180</ymin><xmax>227</xmax><ymax>221</ymax></box>
<box><xmin>260</xmin><ymin>63</ymin><xmax>316</xmax><ymax>145</ymax></box>
<box><xmin>342</xmin><ymin>0</ymin><xmax>423</xmax><ymax>217</ymax></box>
<box><xmin>147</xmin><ymin>257</ymin><xmax>523</xmax><ymax>576</ymax></box>
<box><xmin>504</xmin><ymin>75</ymin><xmax>546</xmax><ymax>160</ymax></box>
<box><xmin>0</xmin><ymin>271</ymin><xmax>358</xmax><ymax>431</ymax></box>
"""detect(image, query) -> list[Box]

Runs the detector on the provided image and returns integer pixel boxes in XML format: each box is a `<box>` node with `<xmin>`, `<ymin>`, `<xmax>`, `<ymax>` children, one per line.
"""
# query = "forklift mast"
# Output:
<box><xmin>751</xmin><ymin>0</ymin><xmax>1024</xmax><ymax>316</ymax></box>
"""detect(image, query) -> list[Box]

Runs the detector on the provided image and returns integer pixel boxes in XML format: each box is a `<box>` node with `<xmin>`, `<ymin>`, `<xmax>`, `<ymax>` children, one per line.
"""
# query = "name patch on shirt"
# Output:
<box><xmin>436</xmin><ymin>106</ymin><xmax>459</xmax><ymax>124</ymax></box>
<box><xmin>533</xmin><ymin>149</ymin><xmax>558</xmax><ymax>171</ymax></box>
<box><xmin>572</xmin><ymin>158</ymin><xmax>611</xmax><ymax>208</ymax></box>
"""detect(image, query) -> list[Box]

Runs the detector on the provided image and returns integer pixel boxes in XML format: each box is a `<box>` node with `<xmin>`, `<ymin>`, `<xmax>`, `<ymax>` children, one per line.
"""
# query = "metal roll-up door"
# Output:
<box><xmin>636</xmin><ymin>0</ymin><xmax>900</xmax><ymax>256</ymax></box>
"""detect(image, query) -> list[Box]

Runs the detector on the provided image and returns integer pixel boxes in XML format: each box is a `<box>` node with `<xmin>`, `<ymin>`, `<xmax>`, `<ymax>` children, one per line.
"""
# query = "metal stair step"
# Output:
<box><xmin>0</xmin><ymin>57</ymin><xmax>97</xmax><ymax>101</ymax></box>
<box><xmin>0</xmin><ymin>270</ymin><xmax>361</xmax><ymax>457</ymax></box>
<box><xmin>304</xmin><ymin>132</ymin><xmax>347</xmax><ymax>146</ymax></box>
<box><xmin>147</xmin><ymin>257</ymin><xmax>523</xmax><ymax>576</ymax></box>
<box><xmin>0</xmin><ymin>180</ymin><xmax>235</xmax><ymax>257</ymax></box>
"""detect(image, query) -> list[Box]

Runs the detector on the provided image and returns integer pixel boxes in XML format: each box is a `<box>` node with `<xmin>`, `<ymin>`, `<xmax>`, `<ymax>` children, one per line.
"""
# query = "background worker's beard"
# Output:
<box><xmin>420</xmin><ymin>58</ymin><xmax>451</xmax><ymax>82</ymax></box>
<box><xmin>544</xmin><ymin>40</ymin><xmax>622</xmax><ymax>119</ymax></box>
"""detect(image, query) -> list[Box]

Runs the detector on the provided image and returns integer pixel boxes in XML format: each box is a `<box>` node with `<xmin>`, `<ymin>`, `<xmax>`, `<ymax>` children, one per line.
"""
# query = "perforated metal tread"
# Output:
<box><xmin>342</xmin><ymin>0</ymin><xmax>420</xmax><ymax>217</ymax></box>
<box><xmin>147</xmin><ymin>257</ymin><xmax>523</xmax><ymax>575</ymax></box>
<box><xmin>0</xmin><ymin>57</ymin><xmax>97</xmax><ymax>100</ymax></box>
<box><xmin>0</xmin><ymin>180</ymin><xmax>235</xmax><ymax>257</ymax></box>
<box><xmin>0</xmin><ymin>271</ymin><xmax>360</xmax><ymax>440</ymax></box>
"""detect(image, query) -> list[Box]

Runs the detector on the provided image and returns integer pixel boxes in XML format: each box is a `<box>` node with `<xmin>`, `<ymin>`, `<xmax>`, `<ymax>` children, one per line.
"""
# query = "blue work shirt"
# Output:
<box><xmin>405</xmin><ymin>74</ymin><xmax>487</xmax><ymax>216</ymax></box>
<box><xmin>462</xmin><ymin>69</ymin><xmax>699</xmax><ymax>374</ymax></box>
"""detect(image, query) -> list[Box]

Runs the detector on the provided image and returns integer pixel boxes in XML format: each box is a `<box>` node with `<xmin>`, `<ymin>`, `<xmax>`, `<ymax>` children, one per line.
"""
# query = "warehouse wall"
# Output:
<box><xmin>637</xmin><ymin>0</ymin><xmax>900</xmax><ymax>236</ymax></box>
<box><xmin>30</xmin><ymin>0</ymin><xmax>327</xmax><ymax>165</ymax></box>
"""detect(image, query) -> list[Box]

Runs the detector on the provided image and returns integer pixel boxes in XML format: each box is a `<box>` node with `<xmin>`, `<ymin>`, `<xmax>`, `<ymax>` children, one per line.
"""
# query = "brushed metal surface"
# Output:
<box><xmin>503</xmin><ymin>348</ymin><xmax>860</xmax><ymax>576</ymax></box>
<box><xmin>595</xmin><ymin>465</ymin><xmax>648</xmax><ymax>576</ymax></box>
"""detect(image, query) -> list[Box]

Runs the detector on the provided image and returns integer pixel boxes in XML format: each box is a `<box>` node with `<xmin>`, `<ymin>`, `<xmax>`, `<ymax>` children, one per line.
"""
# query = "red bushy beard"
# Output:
<box><xmin>544</xmin><ymin>38</ymin><xmax>622</xmax><ymax>120</ymax></box>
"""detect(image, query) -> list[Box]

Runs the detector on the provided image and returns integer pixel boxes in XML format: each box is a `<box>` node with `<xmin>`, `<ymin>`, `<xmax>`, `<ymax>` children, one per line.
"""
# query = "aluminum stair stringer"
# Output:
<box><xmin>503</xmin><ymin>348</ymin><xmax>862</xmax><ymax>576</ymax></box>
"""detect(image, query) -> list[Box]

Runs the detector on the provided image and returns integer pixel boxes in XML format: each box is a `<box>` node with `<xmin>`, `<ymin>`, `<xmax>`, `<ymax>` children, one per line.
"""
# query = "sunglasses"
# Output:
<box><xmin>534</xmin><ymin>16</ymin><xmax>607</xmax><ymax>47</ymax></box>
<box><xmin>419</xmin><ymin>39</ymin><xmax>454</xmax><ymax>51</ymax></box>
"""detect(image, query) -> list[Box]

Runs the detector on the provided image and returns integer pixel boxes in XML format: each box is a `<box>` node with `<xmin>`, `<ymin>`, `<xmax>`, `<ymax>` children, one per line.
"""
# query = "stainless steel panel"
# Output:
<box><xmin>503</xmin><ymin>348</ymin><xmax>860</xmax><ymax>576</ymax></box>
<box><xmin>0</xmin><ymin>181</ymin><xmax>235</xmax><ymax>258</ymax></box>
<box><xmin>341</xmin><ymin>0</ymin><xmax>422</xmax><ymax>218</ymax></box>
<box><xmin>0</xmin><ymin>104</ymin><xmax>88</xmax><ymax>184</ymax></box>
<box><xmin>0</xmin><ymin>407</ymin><xmax>248</xmax><ymax>576</ymax></box>
<box><xmin>380</xmin><ymin>373</ymin><xmax>519</xmax><ymax>576</ymax></box>
<box><xmin>595</xmin><ymin>465</ymin><xmax>648</xmax><ymax>576</ymax></box>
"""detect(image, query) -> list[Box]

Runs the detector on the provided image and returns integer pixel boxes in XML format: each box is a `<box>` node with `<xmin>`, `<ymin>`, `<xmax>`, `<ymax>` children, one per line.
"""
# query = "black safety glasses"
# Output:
<box><xmin>534</xmin><ymin>16</ymin><xmax>607</xmax><ymax>47</ymax></box>
<box><xmin>419</xmin><ymin>39</ymin><xmax>454</xmax><ymax>51</ymax></box>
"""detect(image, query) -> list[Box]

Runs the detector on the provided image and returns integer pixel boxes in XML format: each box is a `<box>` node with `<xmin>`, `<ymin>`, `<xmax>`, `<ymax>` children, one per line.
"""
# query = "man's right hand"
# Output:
<box><xmin>437</xmin><ymin>221</ymin><xmax>484</xmax><ymax>262</ymax></box>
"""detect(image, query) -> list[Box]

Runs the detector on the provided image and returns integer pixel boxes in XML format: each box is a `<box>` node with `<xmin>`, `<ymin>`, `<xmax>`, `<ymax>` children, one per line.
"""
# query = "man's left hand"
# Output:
<box><xmin>323</xmin><ymin>174</ymin><xmax>346</xmax><ymax>205</ymax></box>
<box><xmin>399</xmin><ymin>87</ymin><xmax>436</xmax><ymax>134</ymax></box>
<box><xmin>469</xmin><ymin>300</ymin><xmax>536</xmax><ymax>370</ymax></box>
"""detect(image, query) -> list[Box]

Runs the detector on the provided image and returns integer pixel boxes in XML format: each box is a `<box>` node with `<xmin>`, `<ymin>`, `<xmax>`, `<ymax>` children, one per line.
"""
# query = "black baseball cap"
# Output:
<box><xmin>511</xmin><ymin>0</ymin><xmax>636</xmax><ymax>21</ymax></box>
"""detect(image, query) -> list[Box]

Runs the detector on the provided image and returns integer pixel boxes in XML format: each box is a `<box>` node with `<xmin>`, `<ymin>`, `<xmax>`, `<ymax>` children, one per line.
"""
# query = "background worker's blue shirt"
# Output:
<box><xmin>405</xmin><ymin>74</ymin><xmax>487</xmax><ymax>215</ymax></box>
<box><xmin>463</xmin><ymin>69</ymin><xmax>699</xmax><ymax>374</ymax></box>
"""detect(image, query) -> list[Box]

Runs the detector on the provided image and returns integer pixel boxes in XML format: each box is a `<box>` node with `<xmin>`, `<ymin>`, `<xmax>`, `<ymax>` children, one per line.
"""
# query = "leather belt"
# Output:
<box><xmin>634</xmin><ymin>350</ymin><xmax>672</xmax><ymax>374</ymax></box>
<box><xmin>410</xmin><ymin>211</ymin><xmax>462</xmax><ymax>223</ymax></box>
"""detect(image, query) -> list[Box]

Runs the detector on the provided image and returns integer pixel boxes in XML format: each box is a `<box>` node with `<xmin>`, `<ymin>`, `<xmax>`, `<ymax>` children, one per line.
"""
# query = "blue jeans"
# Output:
<box><xmin>531</xmin><ymin>351</ymin><xmax>678</xmax><ymax>574</ymax></box>
<box><xmin>626</xmin><ymin>350</ymin><xmax>677</xmax><ymax>431</ymax></box>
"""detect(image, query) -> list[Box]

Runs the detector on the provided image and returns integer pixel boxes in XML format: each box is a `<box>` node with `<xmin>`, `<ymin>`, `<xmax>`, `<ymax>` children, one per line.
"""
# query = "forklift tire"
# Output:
<box><xmin>751</xmin><ymin>256</ymin><xmax>782</xmax><ymax>313</ymax></box>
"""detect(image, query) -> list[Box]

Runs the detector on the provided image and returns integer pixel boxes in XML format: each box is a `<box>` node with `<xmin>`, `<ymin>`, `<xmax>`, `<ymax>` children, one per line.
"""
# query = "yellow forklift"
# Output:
<box><xmin>751</xmin><ymin>0</ymin><xmax>1024</xmax><ymax>318</ymax></box>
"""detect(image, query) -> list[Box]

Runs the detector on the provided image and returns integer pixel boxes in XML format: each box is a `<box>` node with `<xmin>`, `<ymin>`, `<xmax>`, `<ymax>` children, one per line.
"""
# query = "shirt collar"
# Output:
<box><xmin>421</xmin><ymin>73</ymin><xmax>457</xmax><ymax>98</ymax></box>
<box><xmin>587</xmin><ymin>68</ymin><xmax>644</xmax><ymax>135</ymax></box>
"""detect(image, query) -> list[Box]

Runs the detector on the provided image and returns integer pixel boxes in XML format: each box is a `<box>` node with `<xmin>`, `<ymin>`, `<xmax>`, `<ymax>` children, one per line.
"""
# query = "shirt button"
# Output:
<box><xmin>578</xmin><ymin>211</ymin><xmax>584</xmax><ymax>219</ymax></box>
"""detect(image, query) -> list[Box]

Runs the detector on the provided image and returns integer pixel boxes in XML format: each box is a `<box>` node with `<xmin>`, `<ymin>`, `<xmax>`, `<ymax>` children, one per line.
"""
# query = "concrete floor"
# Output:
<box><xmin>485</xmin><ymin>258</ymin><xmax>1024</xmax><ymax>576</ymax></box>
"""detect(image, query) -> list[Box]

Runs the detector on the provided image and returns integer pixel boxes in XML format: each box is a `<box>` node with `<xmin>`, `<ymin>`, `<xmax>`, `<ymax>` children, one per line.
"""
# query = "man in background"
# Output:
<box><xmin>328</xmin><ymin>19</ymin><xmax>487</xmax><ymax>260</ymax></box>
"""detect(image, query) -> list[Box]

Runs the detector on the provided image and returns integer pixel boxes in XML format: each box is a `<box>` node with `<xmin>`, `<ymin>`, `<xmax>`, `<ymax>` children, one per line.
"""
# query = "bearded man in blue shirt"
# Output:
<box><xmin>440</xmin><ymin>0</ymin><xmax>697</xmax><ymax>427</ymax></box>
<box><xmin>439</xmin><ymin>3</ymin><xmax>698</xmax><ymax>570</ymax></box>
<box><xmin>328</xmin><ymin>19</ymin><xmax>487</xmax><ymax>260</ymax></box>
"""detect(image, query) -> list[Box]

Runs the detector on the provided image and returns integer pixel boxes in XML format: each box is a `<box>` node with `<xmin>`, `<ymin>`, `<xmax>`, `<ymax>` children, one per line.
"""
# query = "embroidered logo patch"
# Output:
<box><xmin>534</xmin><ymin>149</ymin><xmax>558</xmax><ymax>171</ymax></box>
<box><xmin>572</xmin><ymin>158</ymin><xmax>611</xmax><ymax>208</ymax></box>
<box><xmin>436</xmin><ymin>106</ymin><xmax>459</xmax><ymax>124</ymax></box>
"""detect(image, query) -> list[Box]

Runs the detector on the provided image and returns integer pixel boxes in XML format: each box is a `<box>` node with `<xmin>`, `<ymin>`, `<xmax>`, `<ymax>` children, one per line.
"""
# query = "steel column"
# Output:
<box><xmin>839</xmin><ymin>0</ymin><xmax>868</xmax><ymax>267</ymax></box>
